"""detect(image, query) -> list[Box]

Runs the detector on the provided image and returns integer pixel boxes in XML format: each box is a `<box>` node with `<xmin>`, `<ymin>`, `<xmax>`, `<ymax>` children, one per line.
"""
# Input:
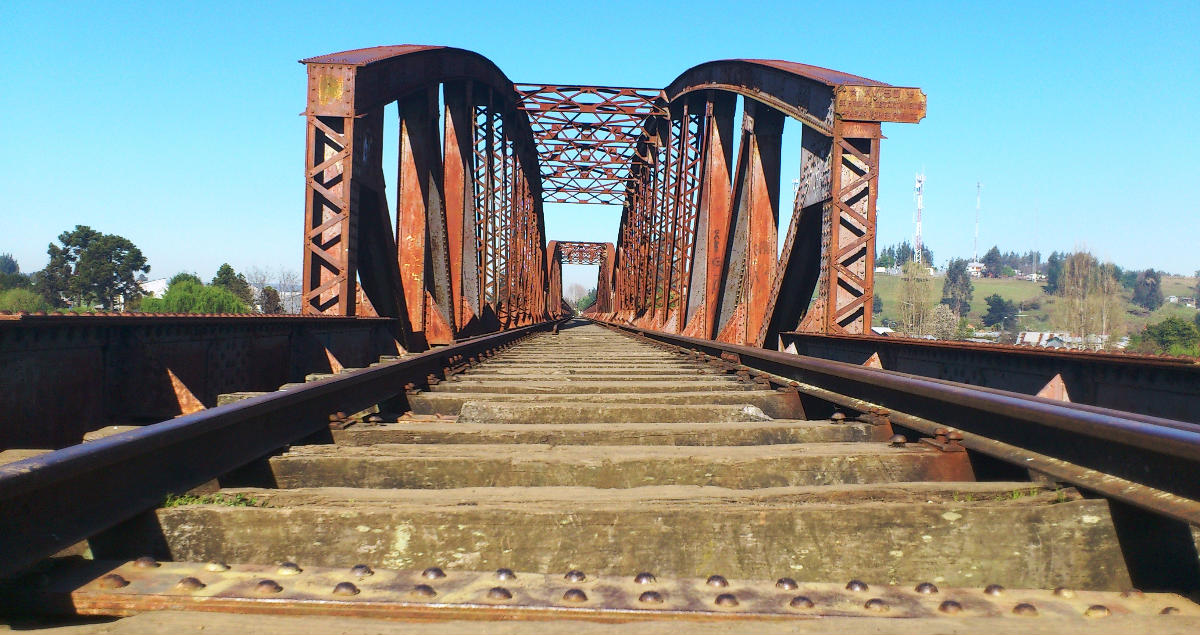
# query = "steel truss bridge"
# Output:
<box><xmin>299</xmin><ymin>45</ymin><xmax>924</xmax><ymax>349</ymax></box>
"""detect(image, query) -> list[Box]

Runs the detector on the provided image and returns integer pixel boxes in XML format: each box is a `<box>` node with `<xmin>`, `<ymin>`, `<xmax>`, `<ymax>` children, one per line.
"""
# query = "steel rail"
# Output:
<box><xmin>593</xmin><ymin>319</ymin><xmax>1200</xmax><ymax>525</ymax></box>
<box><xmin>0</xmin><ymin>319</ymin><xmax>566</xmax><ymax>580</ymax></box>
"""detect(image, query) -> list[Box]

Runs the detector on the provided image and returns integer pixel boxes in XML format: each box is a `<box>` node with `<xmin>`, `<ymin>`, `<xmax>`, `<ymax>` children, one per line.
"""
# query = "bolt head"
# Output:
<box><xmin>496</xmin><ymin>568</ymin><xmax>516</xmax><ymax>580</ymax></box>
<box><xmin>97</xmin><ymin>574</ymin><xmax>129</xmax><ymax>589</ymax></box>
<box><xmin>706</xmin><ymin>574</ymin><xmax>728</xmax><ymax>588</ymax></box>
<box><xmin>350</xmin><ymin>564</ymin><xmax>374</xmax><ymax>578</ymax></box>
<box><xmin>864</xmin><ymin>598</ymin><xmax>889</xmax><ymax>612</ymax></box>
<box><xmin>634</xmin><ymin>572</ymin><xmax>656</xmax><ymax>584</ymax></box>
<box><xmin>255</xmin><ymin>579</ymin><xmax>283</xmax><ymax>594</ymax></box>
<box><xmin>1053</xmin><ymin>587</ymin><xmax>1075</xmax><ymax>598</ymax></box>
<box><xmin>1084</xmin><ymin>605</ymin><xmax>1111</xmax><ymax>618</ymax></box>
<box><xmin>487</xmin><ymin>586</ymin><xmax>513</xmax><ymax>600</ymax></box>
<box><xmin>846</xmin><ymin>580</ymin><xmax>869</xmax><ymax>592</ymax></box>
<box><xmin>411</xmin><ymin>584</ymin><xmax>437</xmax><ymax>598</ymax></box>
<box><xmin>175</xmin><ymin>577</ymin><xmax>205</xmax><ymax>591</ymax></box>
<box><xmin>1012</xmin><ymin>603</ymin><xmax>1038</xmax><ymax>616</ymax></box>
<box><xmin>789</xmin><ymin>596</ymin><xmax>815</xmax><ymax>609</ymax></box>
<box><xmin>205</xmin><ymin>562</ymin><xmax>230</xmax><ymax>572</ymax></box>
<box><xmin>831</xmin><ymin>412</ymin><xmax>846</xmax><ymax>422</ymax></box>
<box><xmin>564</xmin><ymin>569</ymin><xmax>587</xmax><ymax>583</ymax></box>
<box><xmin>333</xmin><ymin>582</ymin><xmax>360</xmax><ymax>596</ymax></box>
<box><xmin>276</xmin><ymin>562</ymin><xmax>302</xmax><ymax>576</ymax></box>
<box><xmin>984</xmin><ymin>584</ymin><xmax>1005</xmax><ymax>596</ymax></box>
<box><xmin>939</xmin><ymin>600</ymin><xmax>963</xmax><ymax>614</ymax></box>
<box><xmin>638</xmin><ymin>590</ymin><xmax>664</xmax><ymax>604</ymax></box>
<box><xmin>776</xmin><ymin>577</ymin><xmax>798</xmax><ymax>591</ymax></box>
<box><xmin>422</xmin><ymin>567</ymin><xmax>446</xmax><ymax>579</ymax></box>
<box><xmin>1161</xmin><ymin>606</ymin><xmax>1181</xmax><ymax>615</ymax></box>
<box><xmin>133</xmin><ymin>556</ymin><xmax>159</xmax><ymax>568</ymax></box>
<box><xmin>714</xmin><ymin>593</ymin><xmax>739</xmax><ymax>608</ymax></box>
<box><xmin>915</xmin><ymin>582</ymin><xmax>939</xmax><ymax>594</ymax></box>
<box><xmin>1120</xmin><ymin>589</ymin><xmax>1144</xmax><ymax>599</ymax></box>
<box><xmin>889</xmin><ymin>434</ymin><xmax>908</xmax><ymax>447</ymax></box>
<box><xmin>562</xmin><ymin>588</ymin><xmax>588</xmax><ymax>603</ymax></box>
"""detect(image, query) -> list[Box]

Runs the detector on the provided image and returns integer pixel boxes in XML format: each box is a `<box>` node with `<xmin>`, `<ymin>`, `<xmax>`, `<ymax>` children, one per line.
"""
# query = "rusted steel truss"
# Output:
<box><xmin>301</xmin><ymin>47</ymin><xmax>924</xmax><ymax>350</ymax></box>
<box><xmin>301</xmin><ymin>47</ymin><xmax>557</xmax><ymax>351</ymax></box>
<box><xmin>516</xmin><ymin>85</ymin><xmax>666</xmax><ymax>204</ymax></box>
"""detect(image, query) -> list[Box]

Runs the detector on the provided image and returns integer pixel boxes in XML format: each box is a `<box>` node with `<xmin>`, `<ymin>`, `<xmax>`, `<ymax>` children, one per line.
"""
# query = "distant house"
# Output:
<box><xmin>966</xmin><ymin>261</ymin><xmax>984</xmax><ymax>278</ymax></box>
<box><xmin>1017</xmin><ymin>331</ymin><xmax>1109</xmax><ymax>349</ymax></box>
<box><xmin>870</xmin><ymin>326</ymin><xmax>894</xmax><ymax>336</ymax></box>
<box><xmin>139</xmin><ymin>278</ymin><xmax>169</xmax><ymax>298</ymax></box>
<box><xmin>1168</xmin><ymin>295</ymin><xmax>1179</xmax><ymax>304</ymax></box>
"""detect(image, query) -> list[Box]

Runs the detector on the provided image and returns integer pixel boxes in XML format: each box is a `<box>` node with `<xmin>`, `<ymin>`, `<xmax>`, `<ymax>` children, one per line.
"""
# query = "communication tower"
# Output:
<box><xmin>913</xmin><ymin>172</ymin><xmax>925</xmax><ymax>265</ymax></box>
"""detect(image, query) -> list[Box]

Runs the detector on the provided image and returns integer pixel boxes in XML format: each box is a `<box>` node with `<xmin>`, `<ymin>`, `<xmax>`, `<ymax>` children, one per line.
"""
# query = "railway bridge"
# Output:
<box><xmin>3</xmin><ymin>45</ymin><xmax>1200</xmax><ymax>632</ymax></box>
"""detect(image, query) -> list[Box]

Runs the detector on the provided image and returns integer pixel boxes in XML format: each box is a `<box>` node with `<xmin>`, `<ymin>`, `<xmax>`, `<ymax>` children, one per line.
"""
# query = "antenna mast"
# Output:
<box><xmin>913</xmin><ymin>172</ymin><xmax>925</xmax><ymax>265</ymax></box>
<box><xmin>974</xmin><ymin>182</ymin><xmax>982</xmax><ymax>262</ymax></box>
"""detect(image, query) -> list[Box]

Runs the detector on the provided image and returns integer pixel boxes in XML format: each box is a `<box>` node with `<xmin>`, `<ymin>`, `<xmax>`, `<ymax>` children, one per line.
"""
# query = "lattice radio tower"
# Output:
<box><xmin>913</xmin><ymin>172</ymin><xmax>925</xmax><ymax>264</ymax></box>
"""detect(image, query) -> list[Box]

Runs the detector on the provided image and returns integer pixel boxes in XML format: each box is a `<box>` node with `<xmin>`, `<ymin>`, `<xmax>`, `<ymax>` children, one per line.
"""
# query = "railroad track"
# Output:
<box><xmin>2</xmin><ymin>318</ymin><xmax>1199</xmax><ymax>632</ymax></box>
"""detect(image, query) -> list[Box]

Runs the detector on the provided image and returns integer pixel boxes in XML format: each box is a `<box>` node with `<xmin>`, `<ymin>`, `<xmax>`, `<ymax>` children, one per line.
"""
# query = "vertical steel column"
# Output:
<box><xmin>682</xmin><ymin>92</ymin><xmax>735</xmax><ymax>338</ymax></box>
<box><xmin>443</xmin><ymin>81</ymin><xmax>478</xmax><ymax>334</ymax></box>
<box><xmin>302</xmin><ymin>112</ymin><xmax>357</xmax><ymax>316</ymax></box>
<box><xmin>823</xmin><ymin>120</ymin><xmax>880</xmax><ymax>334</ymax></box>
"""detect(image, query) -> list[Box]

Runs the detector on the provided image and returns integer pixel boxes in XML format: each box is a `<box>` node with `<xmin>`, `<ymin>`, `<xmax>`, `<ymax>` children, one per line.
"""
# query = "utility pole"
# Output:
<box><xmin>913</xmin><ymin>172</ymin><xmax>925</xmax><ymax>265</ymax></box>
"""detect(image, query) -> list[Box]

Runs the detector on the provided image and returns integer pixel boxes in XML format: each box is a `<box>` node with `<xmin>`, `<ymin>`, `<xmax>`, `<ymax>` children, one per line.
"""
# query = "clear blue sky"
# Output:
<box><xmin>3</xmin><ymin>1</ymin><xmax>1198</xmax><ymax>292</ymax></box>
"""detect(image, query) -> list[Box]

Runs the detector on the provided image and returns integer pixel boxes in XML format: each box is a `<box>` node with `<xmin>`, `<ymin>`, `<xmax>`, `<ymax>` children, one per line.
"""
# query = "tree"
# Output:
<box><xmin>0</xmin><ymin>288</ymin><xmax>52</xmax><ymax>312</ymax></box>
<box><xmin>929</xmin><ymin>304</ymin><xmax>958</xmax><ymax>340</ymax></box>
<box><xmin>872</xmin><ymin>295</ymin><xmax>883</xmax><ymax>315</ymax></box>
<box><xmin>1132</xmin><ymin>269</ymin><xmax>1163</xmax><ymax>311</ymax></box>
<box><xmin>941</xmin><ymin>258</ymin><xmax>974</xmax><ymax>316</ymax></box>
<box><xmin>981</xmin><ymin>246</ymin><xmax>1003</xmax><ymax>278</ymax></box>
<box><xmin>38</xmin><ymin>226</ymin><xmax>150</xmax><ymax>309</ymax></box>
<box><xmin>259</xmin><ymin>286</ymin><xmax>283</xmax><ymax>314</ymax></box>
<box><xmin>1133</xmin><ymin>317</ymin><xmax>1200</xmax><ymax>356</ymax></box>
<box><xmin>981</xmin><ymin>294</ymin><xmax>1018</xmax><ymax>331</ymax></box>
<box><xmin>140</xmin><ymin>278</ymin><xmax>249</xmax><ymax>313</ymax></box>
<box><xmin>1043</xmin><ymin>251</ymin><xmax>1065</xmax><ymax>294</ymax></box>
<box><xmin>897</xmin><ymin>261</ymin><xmax>935</xmax><ymax>337</ymax></box>
<box><xmin>170</xmin><ymin>272</ymin><xmax>203</xmax><ymax>287</ymax></box>
<box><xmin>1050</xmin><ymin>252</ymin><xmax>1123</xmax><ymax>349</ymax></box>
<box><xmin>575</xmin><ymin>287</ymin><xmax>597</xmax><ymax>311</ymax></box>
<box><xmin>0</xmin><ymin>253</ymin><xmax>18</xmax><ymax>276</ymax></box>
<box><xmin>211</xmin><ymin>264</ymin><xmax>254</xmax><ymax>305</ymax></box>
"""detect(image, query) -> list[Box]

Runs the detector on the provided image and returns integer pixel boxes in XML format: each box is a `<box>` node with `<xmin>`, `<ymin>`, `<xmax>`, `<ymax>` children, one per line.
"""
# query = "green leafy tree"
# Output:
<box><xmin>981</xmin><ymin>294</ymin><xmax>1018</xmax><ymax>331</ymax></box>
<box><xmin>38</xmin><ymin>226</ymin><xmax>150</xmax><ymax>308</ymax></box>
<box><xmin>0</xmin><ymin>288</ymin><xmax>52</xmax><ymax>312</ymax></box>
<box><xmin>1132</xmin><ymin>269</ymin><xmax>1163</xmax><ymax>311</ymax></box>
<box><xmin>170</xmin><ymin>272</ymin><xmax>203</xmax><ymax>287</ymax></box>
<box><xmin>574</xmin><ymin>287</ymin><xmax>597</xmax><ymax>311</ymax></box>
<box><xmin>1133</xmin><ymin>317</ymin><xmax>1200</xmax><ymax>356</ymax></box>
<box><xmin>0</xmin><ymin>253</ymin><xmax>18</xmax><ymax>276</ymax></box>
<box><xmin>140</xmin><ymin>278</ymin><xmax>249</xmax><ymax>313</ymax></box>
<box><xmin>940</xmin><ymin>258</ymin><xmax>974</xmax><ymax>316</ymax></box>
<box><xmin>259</xmin><ymin>286</ymin><xmax>283</xmax><ymax>314</ymax></box>
<box><xmin>211</xmin><ymin>263</ymin><xmax>254</xmax><ymax>305</ymax></box>
<box><xmin>981</xmin><ymin>246</ymin><xmax>1003</xmax><ymax>278</ymax></box>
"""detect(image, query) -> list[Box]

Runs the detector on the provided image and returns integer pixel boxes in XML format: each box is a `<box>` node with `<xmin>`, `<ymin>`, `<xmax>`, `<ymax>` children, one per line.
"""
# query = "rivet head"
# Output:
<box><xmin>634</xmin><ymin>572</ymin><xmax>656</xmax><ymax>584</ymax></box>
<box><xmin>175</xmin><ymin>577</ymin><xmax>205</xmax><ymax>591</ymax></box>
<box><xmin>915</xmin><ymin>582</ymin><xmax>939</xmax><ymax>594</ymax></box>
<box><xmin>706</xmin><ymin>574</ymin><xmax>728</xmax><ymax>588</ymax></box>
<box><xmin>888</xmin><ymin>434</ymin><xmax>907</xmax><ymax>447</ymax></box>
<box><xmin>789</xmin><ymin>596</ymin><xmax>815</xmax><ymax>609</ymax></box>
<box><xmin>846</xmin><ymin>580</ymin><xmax>869</xmax><ymax>592</ymax></box>
<box><xmin>133</xmin><ymin>556</ymin><xmax>159</xmax><ymax>568</ymax></box>
<box><xmin>984</xmin><ymin>584</ymin><xmax>1005</xmax><ymax>596</ymax></box>
<box><xmin>831</xmin><ymin>412</ymin><xmax>846</xmax><ymax>422</ymax></box>
<box><xmin>412</xmin><ymin>584</ymin><xmax>437</xmax><ymax>598</ymax></box>
<box><xmin>776</xmin><ymin>577</ymin><xmax>798</xmax><ymax>590</ymax></box>
<box><xmin>205</xmin><ymin>562</ymin><xmax>230</xmax><ymax>572</ymax></box>
<box><xmin>333</xmin><ymin>582</ymin><xmax>360</xmax><ymax>596</ymax></box>
<box><xmin>638</xmin><ymin>590</ymin><xmax>664</xmax><ymax>604</ymax></box>
<box><xmin>1013</xmin><ymin>603</ymin><xmax>1039</xmax><ymax>616</ymax></box>
<box><xmin>255</xmin><ymin>579</ymin><xmax>283</xmax><ymax>594</ymax></box>
<box><xmin>276</xmin><ymin>562</ymin><xmax>302</xmax><ymax>576</ymax></box>
<box><xmin>564</xmin><ymin>570</ymin><xmax>586</xmax><ymax>583</ymax></box>
<box><xmin>1120</xmin><ymin>589</ymin><xmax>1144</xmax><ymax>599</ymax></box>
<box><xmin>487</xmin><ymin>586</ymin><xmax>513</xmax><ymax>600</ymax></box>
<box><xmin>422</xmin><ymin>567</ymin><xmax>446</xmax><ymax>579</ymax></box>
<box><xmin>97</xmin><ymin>574</ymin><xmax>129</xmax><ymax>589</ymax></box>
<box><xmin>864</xmin><ymin>598</ymin><xmax>889</xmax><ymax>612</ymax></box>
<box><xmin>714</xmin><ymin>593</ymin><xmax>739</xmax><ymax>607</ymax></box>
<box><xmin>939</xmin><ymin>600</ymin><xmax>963</xmax><ymax>614</ymax></box>
<box><xmin>563</xmin><ymin>588</ymin><xmax>588</xmax><ymax>603</ymax></box>
<box><xmin>1053</xmin><ymin>587</ymin><xmax>1074</xmax><ymax>598</ymax></box>
<box><xmin>350</xmin><ymin>564</ymin><xmax>374</xmax><ymax>578</ymax></box>
<box><xmin>1084</xmin><ymin>605</ymin><xmax>1111</xmax><ymax>618</ymax></box>
<box><xmin>1161</xmin><ymin>606</ymin><xmax>1181</xmax><ymax>615</ymax></box>
<box><xmin>495</xmin><ymin>568</ymin><xmax>516</xmax><ymax>580</ymax></box>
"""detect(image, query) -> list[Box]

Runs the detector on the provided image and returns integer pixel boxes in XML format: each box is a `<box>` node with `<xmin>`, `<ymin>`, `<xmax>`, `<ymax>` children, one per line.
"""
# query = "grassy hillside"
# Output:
<box><xmin>874</xmin><ymin>273</ymin><xmax>1199</xmax><ymax>336</ymax></box>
